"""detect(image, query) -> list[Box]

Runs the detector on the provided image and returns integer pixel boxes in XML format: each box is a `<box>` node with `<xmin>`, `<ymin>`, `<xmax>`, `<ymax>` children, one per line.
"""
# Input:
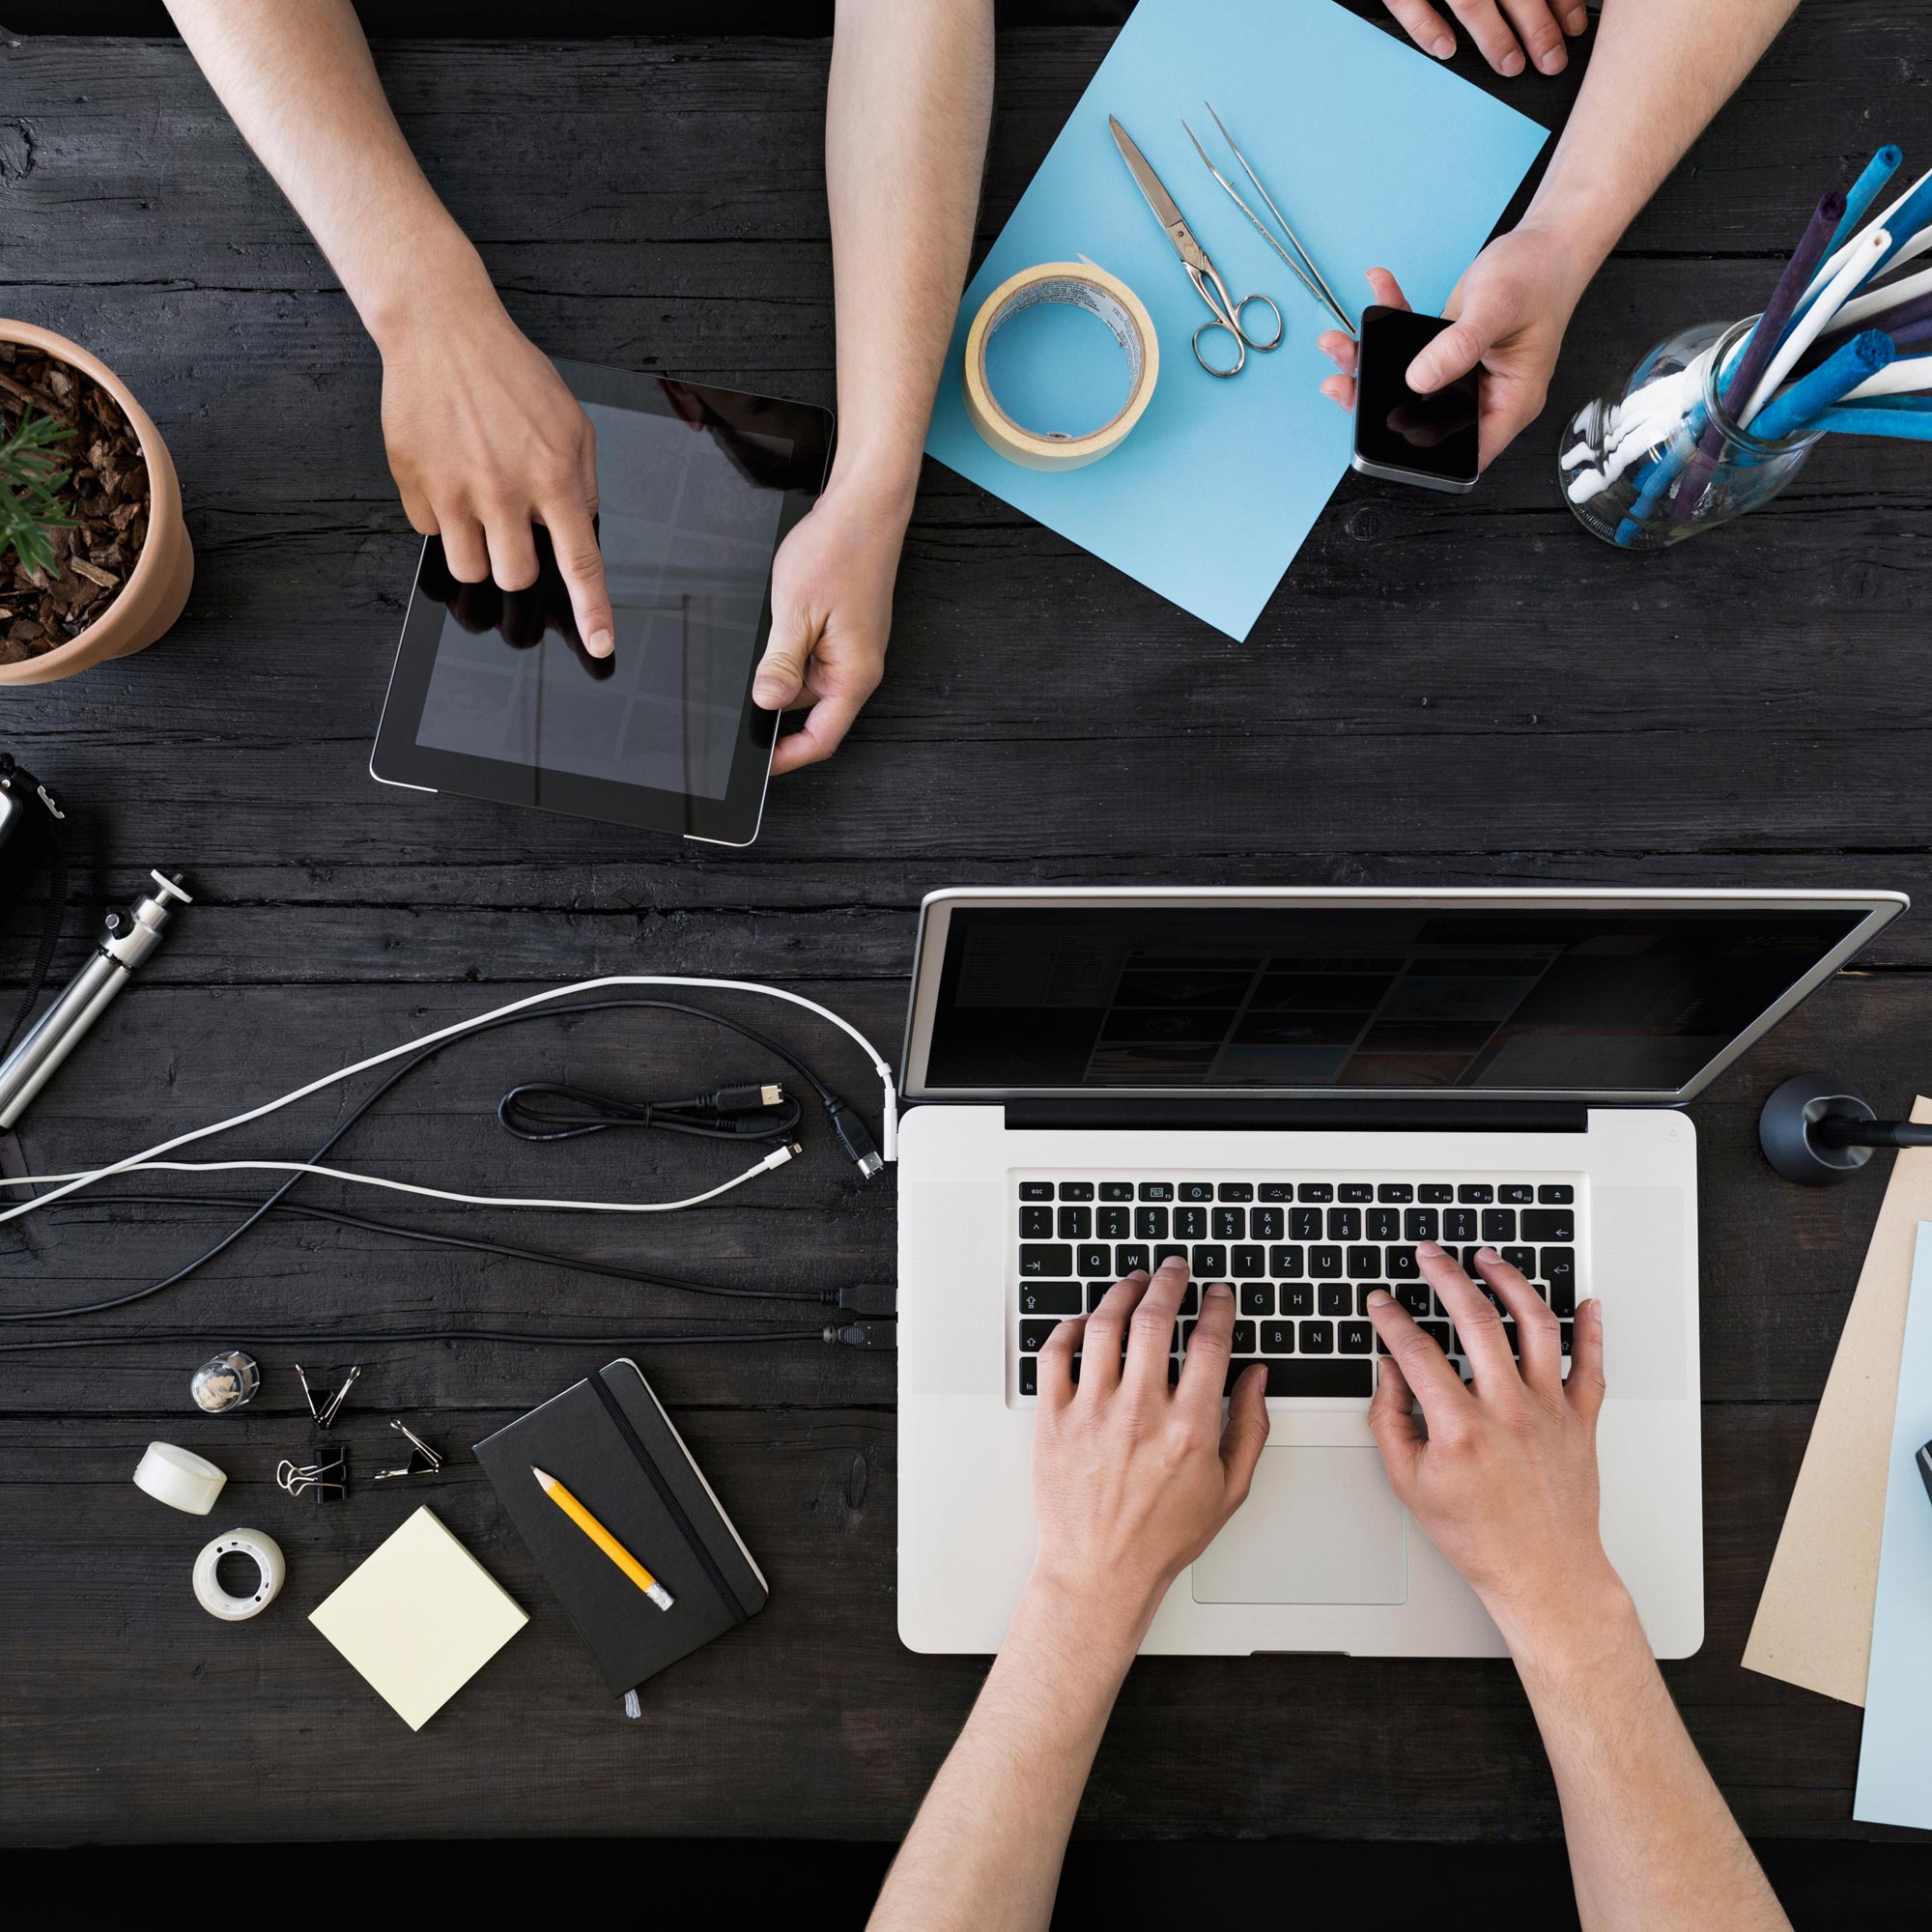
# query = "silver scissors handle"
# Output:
<box><xmin>1185</xmin><ymin>259</ymin><xmax>1284</xmax><ymax>378</ymax></box>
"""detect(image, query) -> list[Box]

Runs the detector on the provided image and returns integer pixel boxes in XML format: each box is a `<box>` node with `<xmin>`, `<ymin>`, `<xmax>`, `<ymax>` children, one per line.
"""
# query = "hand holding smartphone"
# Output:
<box><xmin>1350</xmin><ymin>304</ymin><xmax>1481</xmax><ymax>495</ymax></box>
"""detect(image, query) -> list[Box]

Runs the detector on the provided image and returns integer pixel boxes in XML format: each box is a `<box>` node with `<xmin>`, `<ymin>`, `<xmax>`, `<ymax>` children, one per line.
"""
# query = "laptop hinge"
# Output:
<box><xmin>1000</xmin><ymin>1097</ymin><xmax>1591</xmax><ymax>1135</ymax></box>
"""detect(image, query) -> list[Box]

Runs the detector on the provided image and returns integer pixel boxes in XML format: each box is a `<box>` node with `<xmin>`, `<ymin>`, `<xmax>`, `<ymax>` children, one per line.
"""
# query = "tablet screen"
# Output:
<box><xmin>372</xmin><ymin>366</ymin><xmax>833</xmax><ymax>845</ymax></box>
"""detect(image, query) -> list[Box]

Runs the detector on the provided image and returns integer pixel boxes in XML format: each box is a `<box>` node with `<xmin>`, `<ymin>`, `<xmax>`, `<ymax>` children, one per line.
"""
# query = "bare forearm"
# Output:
<box><xmin>868</xmin><ymin>1577</ymin><xmax>1141</xmax><ymax>1932</ymax></box>
<box><xmin>1523</xmin><ymin>0</ymin><xmax>1802</xmax><ymax>292</ymax></box>
<box><xmin>825</xmin><ymin>0</ymin><xmax>994</xmax><ymax>513</ymax></box>
<box><xmin>165</xmin><ymin>0</ymin><xmax>486</xmax><ymax>345</ymax></box>
<box><xmin>1499</xmin><ymin>1579</ymin><xmax>1788</xmax><ymax>1932</ymax></box>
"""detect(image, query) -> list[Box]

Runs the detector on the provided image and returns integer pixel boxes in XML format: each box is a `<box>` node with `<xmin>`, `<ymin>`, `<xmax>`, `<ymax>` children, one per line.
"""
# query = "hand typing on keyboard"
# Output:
<box><xmin>1364</xmin><ymin>1242</ymin><xmax>1612</xmax><ymax>1632</ymax></box>
<box><xmin>1029</xmin><ymin>1259</ymin><xmax>1270</xmax><ymax>1647</ymax></box>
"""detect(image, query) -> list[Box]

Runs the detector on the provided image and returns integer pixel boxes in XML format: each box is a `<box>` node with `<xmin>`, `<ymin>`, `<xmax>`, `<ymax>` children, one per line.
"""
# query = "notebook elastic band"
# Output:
<box><xmin>588</xmin><ymin>1371</ymin><xmax>748</xmax><ymax>1626</ymax></box>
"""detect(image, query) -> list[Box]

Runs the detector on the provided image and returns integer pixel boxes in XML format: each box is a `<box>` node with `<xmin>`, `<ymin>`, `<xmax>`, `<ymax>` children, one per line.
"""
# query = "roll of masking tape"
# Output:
<box><xmin>193</xmin><ymin>1527</ymin><xmax>285</xmax><ymax>1622</ymax></box>
<box><xmin>133</xmin><ymin>1439</ymin><xmax>228</xmax><ymax>1516</ymax></box>
<box><xmin>962</xmin><ymin>262</ymin><xmax>1158</xmax><ymax>470</ymax></box>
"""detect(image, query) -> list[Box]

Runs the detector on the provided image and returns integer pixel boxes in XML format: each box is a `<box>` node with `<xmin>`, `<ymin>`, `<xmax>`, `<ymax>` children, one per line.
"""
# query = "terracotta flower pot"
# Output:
<box><xmin>0</xmin><ymin>321</ymin><xmax>192</xmax><ymax>686</ymax></box>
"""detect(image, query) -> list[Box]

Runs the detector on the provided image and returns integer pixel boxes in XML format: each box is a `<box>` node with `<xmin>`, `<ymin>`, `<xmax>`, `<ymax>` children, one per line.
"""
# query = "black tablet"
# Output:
<box><xmin>371</xmin><ymin>361</ymin><xmax>833</xmax><ymax>846</ymax></box>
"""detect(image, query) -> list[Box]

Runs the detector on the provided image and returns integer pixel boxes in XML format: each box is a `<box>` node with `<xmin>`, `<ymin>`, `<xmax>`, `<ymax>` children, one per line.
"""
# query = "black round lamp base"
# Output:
<box><xmin>1758</xmin><ymin>1073</ymin><xmax>1878</xmax><ymax>1185</ymax></box>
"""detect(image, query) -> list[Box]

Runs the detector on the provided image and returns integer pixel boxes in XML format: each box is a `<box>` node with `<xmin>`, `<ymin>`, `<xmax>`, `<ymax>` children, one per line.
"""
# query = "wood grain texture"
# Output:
<box><xmin>1</xmin><ymin>13</ymin><xmax>1928</xmax><ymax>1848</ymax></box>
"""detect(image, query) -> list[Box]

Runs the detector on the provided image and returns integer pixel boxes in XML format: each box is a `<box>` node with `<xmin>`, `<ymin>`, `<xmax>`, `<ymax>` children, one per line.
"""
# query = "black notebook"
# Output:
<box><xmin>473</xmin><ymin>1359</ymin><xmax>768</xmax><ymax>1704</ymax></box>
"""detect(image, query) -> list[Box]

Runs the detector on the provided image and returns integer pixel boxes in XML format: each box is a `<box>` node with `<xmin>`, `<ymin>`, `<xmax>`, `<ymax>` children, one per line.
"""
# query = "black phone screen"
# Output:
<box><xmin>1352</xmin><ymin>305</ymin><xmax>1480</xmax><ymax>485</ymax></box>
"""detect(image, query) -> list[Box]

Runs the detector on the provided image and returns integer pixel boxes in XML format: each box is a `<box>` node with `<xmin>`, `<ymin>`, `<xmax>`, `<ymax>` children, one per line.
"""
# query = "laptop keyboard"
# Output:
<box><xmin>1013</xmin><ymin>1174</ymin><xmax>1580</xmax><ymax>1402</ymax></box>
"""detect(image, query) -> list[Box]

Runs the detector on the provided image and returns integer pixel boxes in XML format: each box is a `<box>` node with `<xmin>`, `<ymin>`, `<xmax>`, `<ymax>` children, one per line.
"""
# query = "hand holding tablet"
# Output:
<box><xmin>373</xmin><ymin>362</ymin><xmax>833</xmax><ymax>846</ymax></box>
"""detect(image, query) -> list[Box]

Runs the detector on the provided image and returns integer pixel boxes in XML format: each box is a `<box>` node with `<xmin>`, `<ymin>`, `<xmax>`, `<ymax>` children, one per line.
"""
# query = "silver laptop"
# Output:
<box><xmin>895</xmin><ymin>887</ymin><xmax>1905</xmax><ymax>1659</ymax></box>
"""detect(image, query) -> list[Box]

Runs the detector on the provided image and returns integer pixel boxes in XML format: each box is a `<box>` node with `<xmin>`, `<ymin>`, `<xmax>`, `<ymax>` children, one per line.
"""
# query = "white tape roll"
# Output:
<box><xmin>962</xmin><ymin>262</ymin><xmax>1159</xmax><ymax>470</ymax></box>
<box><xmin>193</xmin><ymin>1527</ymin><xmax>285</xmax><ymax>1622</ymax></box>
<box><xmin>132</xmin><ymin>1439</ymin><xmax>228</xmax><ymax>1516</ymax></box>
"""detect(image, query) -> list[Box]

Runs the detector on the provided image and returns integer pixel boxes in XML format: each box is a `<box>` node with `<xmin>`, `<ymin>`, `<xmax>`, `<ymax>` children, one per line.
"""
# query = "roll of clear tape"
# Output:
<box><xmin>962</xmin><ymin>262</ymin><xmax>1159</xmax><ymax>470</ymax></box>
<box><xmin>192</xmin><ymin>1527</ymin><xmax>285</xmax><ymax>1621</ymax></box>
<box><xmin>133</xmin><ymin>1439</ymin><xmax>228</xmax><ymax>1515</ymax></box>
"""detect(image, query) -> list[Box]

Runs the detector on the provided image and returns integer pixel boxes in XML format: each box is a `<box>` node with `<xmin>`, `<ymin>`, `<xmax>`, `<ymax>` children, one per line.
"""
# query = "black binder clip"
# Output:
<box><xmin>373</xmin><ymin>1419</ymin><xmax>444</xmax><ymax>1483</ymax></box>
<box><xmin>277</xmin><ymin>1441</ymin><xmax>349</xmax><ymax>1503</ymax></box>
<box><xmin>297</xmin><ymin>1363</ymin><xmax>359</xmax><ymax>1429</ymax></box>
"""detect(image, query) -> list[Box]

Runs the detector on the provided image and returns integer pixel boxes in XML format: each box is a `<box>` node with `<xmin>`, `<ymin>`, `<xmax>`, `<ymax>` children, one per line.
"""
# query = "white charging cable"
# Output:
<box><xmin>0</xmin><ymin>975</ymin><xmax>898</xmax><ymax>1228</ymax></box>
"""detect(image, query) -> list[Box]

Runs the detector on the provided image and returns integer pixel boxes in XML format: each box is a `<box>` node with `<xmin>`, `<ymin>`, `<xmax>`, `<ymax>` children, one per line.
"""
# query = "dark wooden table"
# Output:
<box><xmin>4</xmin><ymin>8</ymin><xmax>1931</xmax><ymax>1861</ymax></box>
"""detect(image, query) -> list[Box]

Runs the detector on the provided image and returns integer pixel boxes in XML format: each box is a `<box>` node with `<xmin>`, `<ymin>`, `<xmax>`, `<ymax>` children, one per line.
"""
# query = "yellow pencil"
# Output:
<box><xmin>531</xmin><ymin>1464</ymin><xmax>674</xmax><ymax>1610</ymax></box>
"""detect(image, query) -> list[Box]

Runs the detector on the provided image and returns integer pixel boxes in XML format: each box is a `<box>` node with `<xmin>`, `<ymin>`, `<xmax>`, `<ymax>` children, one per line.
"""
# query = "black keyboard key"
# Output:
<box><xmin>1154</xmin><ymin>1244</ymin><xmax>1188</xmax><ymax>1271</ymax></box>
<box><xmin>1404</xmin><ymin>1208</ymin><xmax>1439</xmax><ymax>1243</ymax></box>
<box><xmin>1114</xmin><ymin>1243</ymin><xmax>1151</xmax><ymax>1275</ymax></box>
<box><xmin>1217</xmin><ymin>1182</ymin><xmax>1254</xmax><ymax>1202</ymax></box>
<box><xmin>1241</xmin><ymin>1283</ymin><xmax>1275</xmax><ymax>1316</ymax></box>
<box><xmin>1559</xmin><ymin>1321</ymin><xmax>1574</xmax><ymax>1355</ymax></box>
<box><xmin>1346</xmin><ymin>1246</ymin><xmax>1379</xmax><ymax>1280</ymax></box>
<box><xmin>1097</xmin><ymin>1206</ymin><xmax>1130</xmax><ymax>1239</ymax></box>
<box><xmin>1020</xmin><ymin>1205</ymin><xmax>1053</xmax><ymax>1238</ymax></box>
<box><xmin>1269</xmin><ymin>1245</ymin><xmax>1306</xmax><ymax>1278</ymax></box>
<box><xmin>1136</xmin><ymin>1207</ymin><xmax>1170</xmax><ymax>1241</ymax></box>
<box><xmin>1020</xmin><ymin>1244</ymin><xmax>1072</xmax><ymax>1277</ymax></box>
<box><xmin>1252</xmin><ymin>1207</ymin><xmax>1284</xmax><ymax>1240</ymax></box>
<box><xmin>1232</xmin><ymin>1245</ymin><xmax>1264</xmax><ymax>1278</ymax></box>
<box><xmin>1282</xmin><ymin>1283</ymin><xmax>1315</xmax><ymax>1317</ymax></box>
<box><xmin>1459</xmin><ymin>1245</ymin><xmax>1485</xmax><ymax>1274</ymax></box>
<box><xmin>1018</xmin><ymin>1319</ymin><xmax>1063</xmax><ymax>1351</ymax></box>
<box><xmin>1500</xmin><ymin>1183</ymin><xmax>1534</xmax><ymax>1205</ymax></box>
<box><xmin>1099</xmin><ymin>1180</ymin><xmax>1135</xmax><ymax>1202</ymax></box>
<box><xmin>1357</xmin><ymin>1283</ymin><xmax>1389</xmax><ymax>1312</ymax></box>
<box><xmin>1378</xmin><ymin>1182</ymin><xmax>1413</xmax><ymax>1204</ymax></box>
<box><xmin>1481</xmin><ymin>1208</ymin><xmax>1517</xmax><ymax>1243</ymax></box>
<box><xmin>1538</xmin><ymin>1183</ymin><xmax>1575</xmax><ymax>1204</ymax></box>
<box><xmin>1368</xmin><ymin>1207</ymin><xmax>1400</xmax><ymax>1241</ymax></box>
<box><xmin>1339</xmin><ymin>1319</ymin><xmax>1373</xmax><ymax>1353</ymax></box>
<box><xmin>1299</xmin><ymin>1320</ymin><xmax>1335</xmax><ymax>1353</ymax></box>
<box><xmin>1019</xmin><ymin>1181</ymin><xmax>1054</xmax><ymax>1201</ymax></box>
<box><xmin>1386</xmin><ymin>1247</ymin><xmax>1420</xmax><ymax>1280</ymax></box>
<box><xmin>1544</xmin><ymin>1254</ymin><xmax>1576</xmax><ymax>1317</ymax></box>
<box><xmin>1521</xmin><ymin>1208</ymin><xmax>1576</xmax><ymax>1241</ymax></box>
<box><xmin>1192</xmin><ymin>1245</ymin><xmax>1228</xmax><ymax>1279</ymax></box>
<box><xmin>1501</xmin><ymin>1246</ymin><xmax>1536</xmax><ymax>1278</ymax></box>
<box><xmin>1290</xmin><ymin>1207</ymin><xmax>1323</xmax><ymax>1240</ymax></box>
<box><xmin>1059</xmin><ymin>1206</ymin><xmax>1092</xmax><ymax>1240</ymax></box>
<box><xmin>1139</xmin><ymin>1181</ymin><xmax>1174</xmax><ymax>1202</ymax></box>
<box><xmin>1420</xmin><ymin>1321</ymin><xmax>1453</xmax><ymax>1354</ymax></box>
<box><xmin>1498</xmin><ymin>1319</ymin><xmax>1519</xmax><ymax>1355</ymax></box>
<box><xmin>1018</xmin><ymin>1357</ymin><xmax>1037</xmax><ymax>1396</ymax></box>
<box><xmin>1444</xmin><ymin>1208</ymin><xmax>1478</xmax><ymax>1242</ymax></box>
<box><xmin>1231</xmin><ymin>1321</ymin><xmax>1256</xmax><ymax>1353</ymax></box>
<box><xmin>1309</xmin><ymin>1245</ymin><xmax>1344</xmax><ymax>1279</ymax></box>
<box><xmin>1227</xmin><ymin>1359</ymin><xmax>1374</xmax><ymax>1398</ymax></box>
<box><xmin>1078</xmin><ymin>1244</ymin><xmax>1110</xmax><ymax>1276</ymax></box>
<box><xmin>1297</xmin><ymin>1182</ymin><xmax>1333</xmax><ymax>1203</ymax></box>
<box><xmin>1396</xmin><ymin>1283</ymin><xmax>1432</xmax><ymax>1319</ymax></box>
<box><xmin>1178</xmin><ymin>1284</ymin><xmax>1199</xmax><ymax>1316</ymax></box>
<box><xmin>1088</xmin><ymin>1283</ymin><xmax>1110</xmax><ymax>1311</ymax></box>
<box><xmin>1212</xmin><ymin>1207</ymin><xmax>1246</xmax><ymax>1240</ymax></box>
<box><xmin>1419</xmin><ymin>1183</ymin><xmax>1454</xmax><ymax>1204</ymax></box>
<box><xmin>1175</xmin><ymin>1206</ymin><xmax>1208</xmax><ymax>1240</ymax></box>
<box><xmin>1059</xmin><ymin>1181</ymin><xmax>1094</xmax><ymax>1201</ymax></box>
<box><xmin>1259</xmin><ymin>1182</ymin><xmax>1293</xmax><ymax>1203</ymax></box>
<box><xmin>1326</xmin><ymin>1207</ymin><xmax>1361</xmax><ymax>1241</ymax></box>
<box><xmin>1019</xmin><ymin>1282</ymin><xmax>1081</xmax><ymax>1316</ymax></box>
<box><xmin>1180</xmin><ymin>1181</ymin><xmax>1214</xmax><ymax>1203</ymax></box>
<box><xmin>1339</xmin><ymin>1181</ymin><xmax>1375</xmax><ymax>1203</ymax></box>
<box><xmin>1262</xmin><ymin>1321</ymin><xmax>1294</xmax><ymax>1353</ymax></box>
<box><xmin>1320</xmin><ymin>1282</ymin><xmax>1351</xmax><ymax>1317</ymax></box>
<box><xmin>1459</xmin><ymin>1183</ymin><xmax>1493</xmax><ymax>1204</ymax></box>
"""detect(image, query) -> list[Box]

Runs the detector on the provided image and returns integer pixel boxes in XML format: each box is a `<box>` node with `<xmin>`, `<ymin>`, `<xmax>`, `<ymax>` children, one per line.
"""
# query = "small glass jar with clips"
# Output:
<box><xmin>1557</xmin><ymin>315</ymin><xmax>1826</xmax><ymax>551</ymax></box>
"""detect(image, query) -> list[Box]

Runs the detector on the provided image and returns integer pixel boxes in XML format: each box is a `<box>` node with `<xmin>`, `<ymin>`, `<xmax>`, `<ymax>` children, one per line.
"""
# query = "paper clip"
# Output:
<box><xmin>297</xmin><ymin>1363</ymin><xmax>360</xmax><ymax>1430</ymax></box>
<box><xmin>373</xmin><ymin>1419</ymin><xmax>444</xmax><ymax>1483</ymax></box>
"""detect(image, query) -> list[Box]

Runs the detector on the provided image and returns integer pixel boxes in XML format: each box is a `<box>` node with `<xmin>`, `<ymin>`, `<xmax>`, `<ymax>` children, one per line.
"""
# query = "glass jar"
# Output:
<box><xmin>1558</xmin><ymin>316</ymin><xmax>1825</xmax><ymax>551</ymax></box>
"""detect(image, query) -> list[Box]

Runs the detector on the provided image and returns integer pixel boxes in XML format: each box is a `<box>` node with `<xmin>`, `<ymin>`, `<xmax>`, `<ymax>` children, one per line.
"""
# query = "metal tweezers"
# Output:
<box><xmin>1181</xmin><ymin>101</ymin><xmax>1356</xmax><ymax>339</ymax></box>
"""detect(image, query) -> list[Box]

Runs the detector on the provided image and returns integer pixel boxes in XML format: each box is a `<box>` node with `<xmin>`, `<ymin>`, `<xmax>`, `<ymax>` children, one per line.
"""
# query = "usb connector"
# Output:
<box><xmin>824</xmin><ymin>1097</ymin><xmax>884</xmax><ymax>1179</ymax></box>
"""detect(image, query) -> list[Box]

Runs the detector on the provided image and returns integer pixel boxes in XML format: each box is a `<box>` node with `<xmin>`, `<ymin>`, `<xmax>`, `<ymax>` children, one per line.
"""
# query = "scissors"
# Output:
<box><xmin>1110</xmin><ymin>113</ymin><xmax>1283</xmax><ymax>379</ymax></box>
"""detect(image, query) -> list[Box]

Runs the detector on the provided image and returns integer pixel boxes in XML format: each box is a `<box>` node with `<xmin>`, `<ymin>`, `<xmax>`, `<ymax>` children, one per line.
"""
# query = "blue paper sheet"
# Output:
<box><xmin>924</xmin><ymin>0</ymin><xmax>1549</xmax><ymax>639</ymax></box>
<box><xmin>1854</xmin><ymin>1219</ymin><xmax>1932</xmax><ymax>1830</ymax></box>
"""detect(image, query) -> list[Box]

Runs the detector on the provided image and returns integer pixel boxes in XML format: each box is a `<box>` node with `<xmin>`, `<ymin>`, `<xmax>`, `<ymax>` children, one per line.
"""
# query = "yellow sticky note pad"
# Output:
<box><xmin>309</xmin><ymin>1505</ymin><xmax>527</xmax><ymax>1730</ymax></box>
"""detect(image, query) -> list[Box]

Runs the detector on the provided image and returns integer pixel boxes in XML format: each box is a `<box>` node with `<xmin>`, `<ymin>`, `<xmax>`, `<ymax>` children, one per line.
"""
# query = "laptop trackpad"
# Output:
<box><xmin>1191</xmin><ymin>1447</ymin><xmax>1408</xmax><ymax>1605</ymax></box>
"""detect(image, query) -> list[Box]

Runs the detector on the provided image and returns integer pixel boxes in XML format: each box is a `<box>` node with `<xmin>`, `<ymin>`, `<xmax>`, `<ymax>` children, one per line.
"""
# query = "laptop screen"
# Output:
<box><xmin>915</xmin><ymin>901</ymin><xmax>1871</xmax><ymax>1097</ymax></box>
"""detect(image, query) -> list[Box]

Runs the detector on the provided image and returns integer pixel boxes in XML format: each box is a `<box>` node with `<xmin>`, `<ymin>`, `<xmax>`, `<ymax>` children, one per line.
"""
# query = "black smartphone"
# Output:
<box><xmin>1349</xmin><ymin>303</ymin><xmax>1480</xmax><ymax>495</ymax></box>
